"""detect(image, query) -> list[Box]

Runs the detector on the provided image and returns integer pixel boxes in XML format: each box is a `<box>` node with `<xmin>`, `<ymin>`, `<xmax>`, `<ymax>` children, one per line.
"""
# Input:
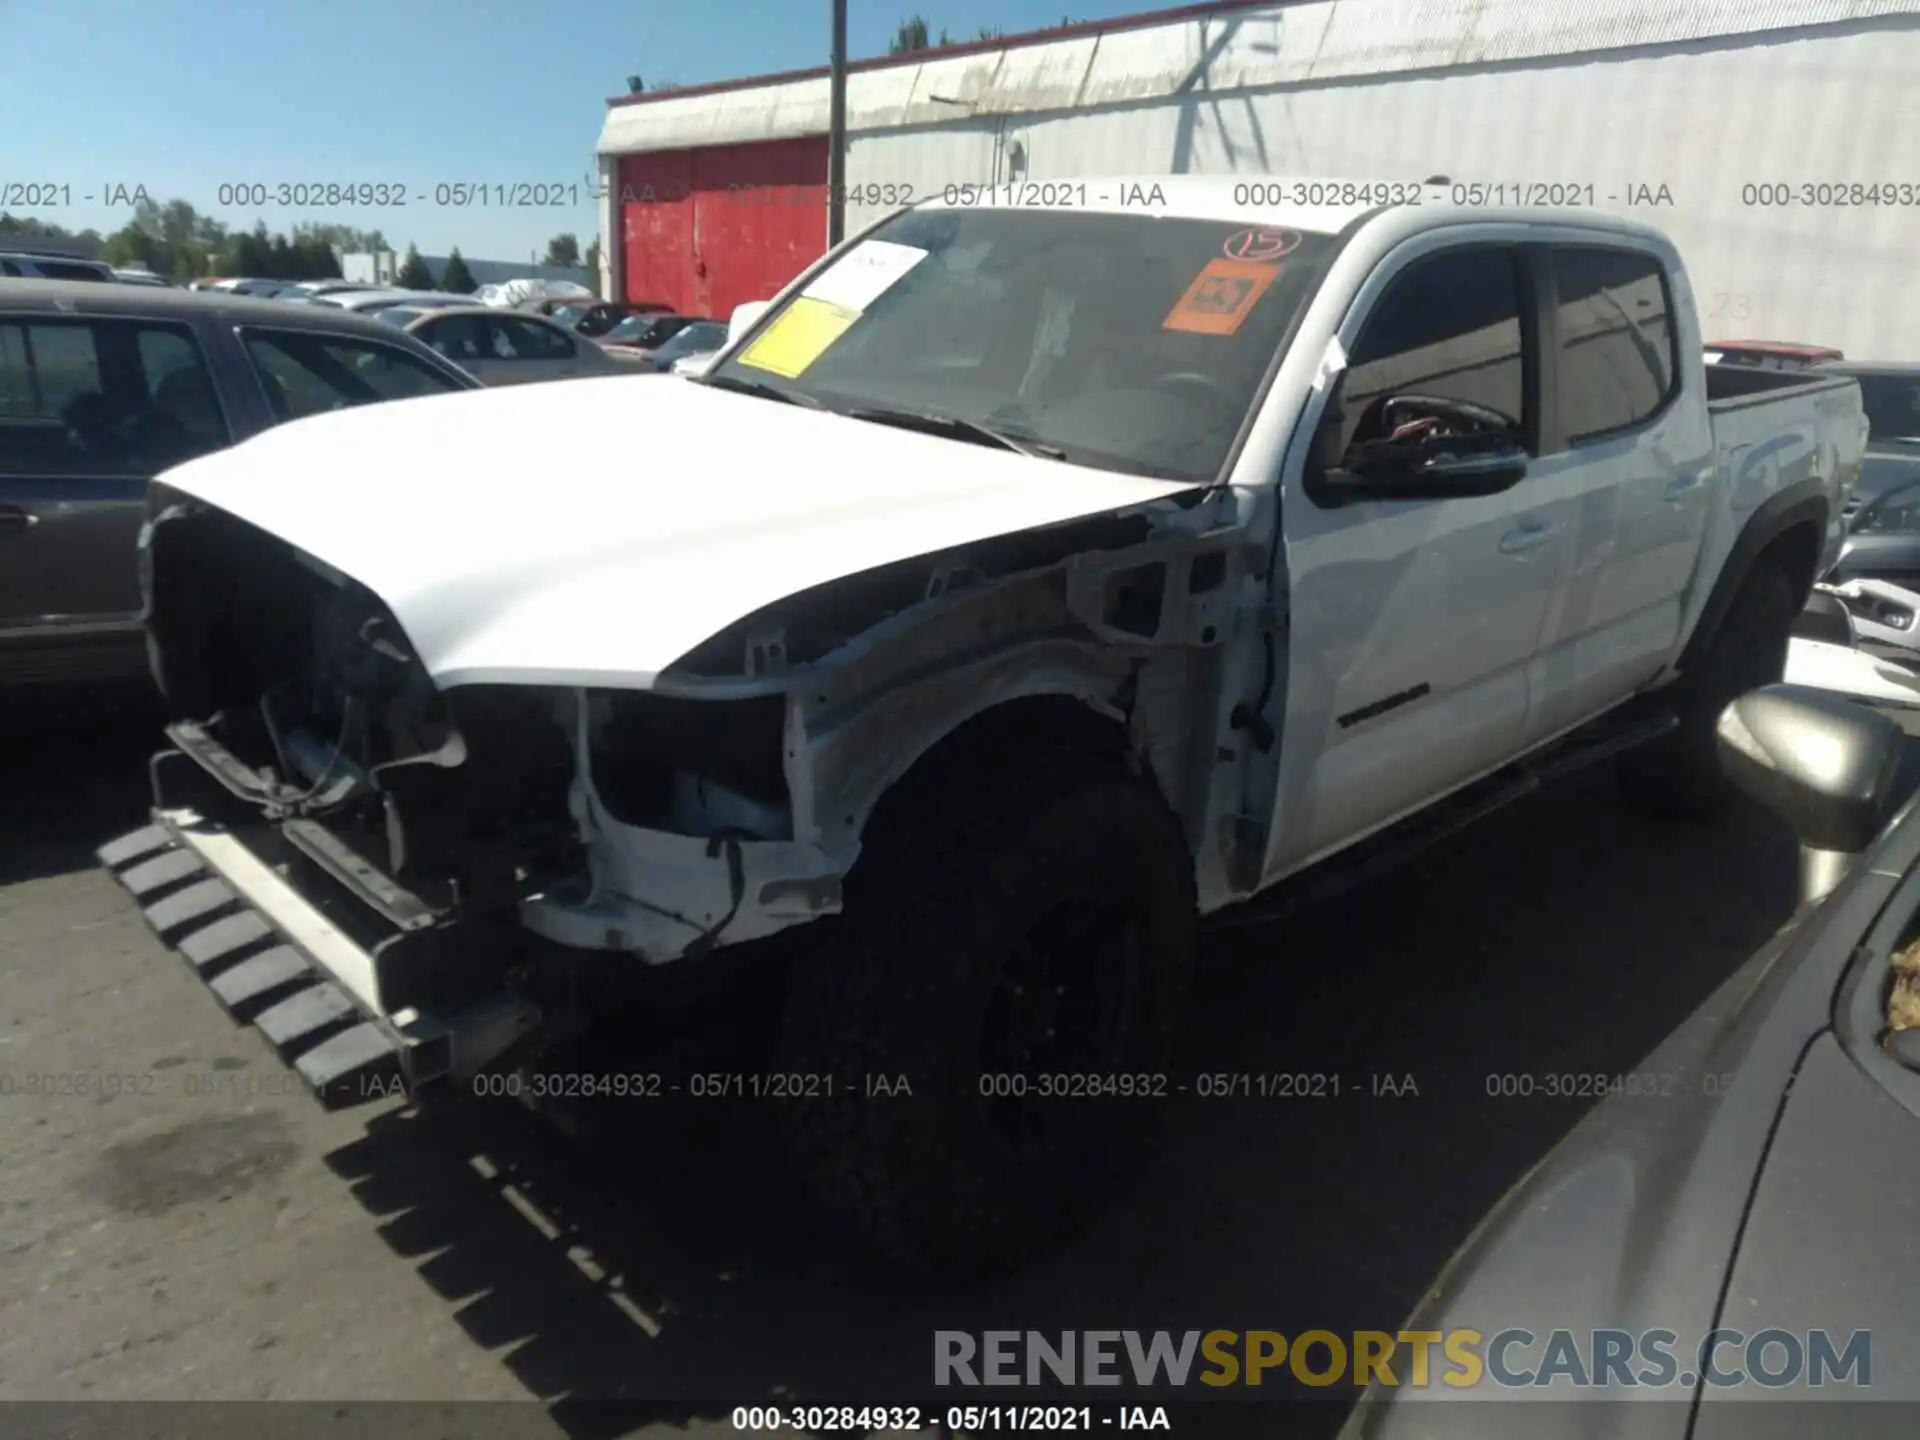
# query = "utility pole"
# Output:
<box><xmin>827</xmin><ymin>0</ymin><xmax>848</xmax><ymax>249</ymax></box>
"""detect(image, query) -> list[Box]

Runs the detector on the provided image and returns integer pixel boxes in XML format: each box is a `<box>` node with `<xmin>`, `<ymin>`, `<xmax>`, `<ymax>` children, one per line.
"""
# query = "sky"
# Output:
<box><xmin>0</xmin><ymin>0</ymin><xmax>1156</xmax><ymax>264</ymax></box>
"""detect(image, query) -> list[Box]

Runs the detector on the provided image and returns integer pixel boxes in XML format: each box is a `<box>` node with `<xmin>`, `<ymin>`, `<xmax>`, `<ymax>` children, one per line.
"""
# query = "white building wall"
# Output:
<box><xmin>837</xmin><ymin>20</ymin><xmax>1920</xmax><ymax>358</ymax></box>
<box><xmin>600</xmin><ymin>0</ymin><xmax>1920</xmax><ymax>357</ymax></box>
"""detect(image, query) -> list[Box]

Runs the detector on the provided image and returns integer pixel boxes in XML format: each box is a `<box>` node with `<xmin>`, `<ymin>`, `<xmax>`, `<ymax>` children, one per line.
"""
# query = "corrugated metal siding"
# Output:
<box><xmin>596</xmin><ymin>0</ymin><xmax>1918</xmax><ymax>154</ymax></box>
<box><xmin>833</xmin><ymin>23</ymin><xmax>1920</xmax><ymax>358</ymax></box>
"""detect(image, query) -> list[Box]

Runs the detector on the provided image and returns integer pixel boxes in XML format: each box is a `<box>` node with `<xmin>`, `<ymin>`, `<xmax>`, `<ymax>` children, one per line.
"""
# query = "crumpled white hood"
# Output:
<box><xmin>157</xmin><ymin>373</ymin><xmax>1197</xmax><ymax>688</ymax></box>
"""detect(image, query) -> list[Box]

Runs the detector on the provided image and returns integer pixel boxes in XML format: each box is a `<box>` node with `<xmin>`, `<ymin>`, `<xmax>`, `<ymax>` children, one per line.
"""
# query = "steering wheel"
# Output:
<box><xmin>1150</xmin><ymin>370</ymin><xmax>1235</xmax><ymax>409</ymax></box>
<box><xmin>1370</xmin><ymin>393</ymin><xmax>1517</xmax><ymax>440</ymax></box>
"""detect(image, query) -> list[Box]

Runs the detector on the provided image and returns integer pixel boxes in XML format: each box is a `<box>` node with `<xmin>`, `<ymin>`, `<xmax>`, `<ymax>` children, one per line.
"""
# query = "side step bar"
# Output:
<box><xmin>97</xmin><ymin>813</ymin><xmax>537</xmax><ymax>1109</ymax></box>
<box><xmin>1207</xmin><ymin>709</ymin><xmax>1679</xmax><ymax>932</ymax></box>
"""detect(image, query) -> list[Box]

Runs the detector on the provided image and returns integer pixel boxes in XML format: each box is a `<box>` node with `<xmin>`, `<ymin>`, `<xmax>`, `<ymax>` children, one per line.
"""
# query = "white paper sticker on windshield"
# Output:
<box><xmin>802</xmin><ymin>239</ymin><xmax>929</xmax><ymax>312</ymax></box>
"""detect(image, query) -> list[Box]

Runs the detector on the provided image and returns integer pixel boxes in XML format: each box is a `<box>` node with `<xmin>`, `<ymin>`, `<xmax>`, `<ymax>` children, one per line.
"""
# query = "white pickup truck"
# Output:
<box><xmin>102</xmin><ymin>178</ymin><xmax>1867</xmax><ymax>1276</ymax></box>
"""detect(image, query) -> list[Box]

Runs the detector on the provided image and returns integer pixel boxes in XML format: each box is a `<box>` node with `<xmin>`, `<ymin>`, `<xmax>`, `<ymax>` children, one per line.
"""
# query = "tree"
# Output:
<box><xmin>888</xmin><ymin>15</ymin><xmax>930</xmax><ymax>52</ymax></box>
<box><xmin>441</xmin><ymin>247</ymin><xmax>477</xmax><ymax>293</ymax></box>
<box><xmin>583</xmin><ymin>238</ymin><xmax>603</xmax><ymax>296</ymax></box>
<box><xmin>268</xmin><ymin>233</ymin><xmax>296</xmax><ymax>278</ymax></box>
<box><xmin>395</xmin><ymin>244</ymin><xmax>435</xmax><ymax>290</ymax></box>
<box><xmin>102</xmin><ymin>220</ymin><xmax>166</xmax><ymax>273</ymax></box>
<box><xmin>290</xmin><ymin>234</ymin><xmax>341</xmax><ymax>280</ymax></box>
<box><xmin>1</xmin><ymin>212</ymin><xmax>107</xmax><ymax>258</ymax></box>
<box><xmin>224</xmin><ymin>221</ymin><xmax>273</xmax><ymax>279</ymax></box>
<box><xmin>543</xmin><ymin>233</ymin><xmax>581</xmax><ymax>268</ymax></box>
<box><xmin>975</xmin><ymin>26</ymin><xmax>1003</xmax><ymax>40</ymax></box>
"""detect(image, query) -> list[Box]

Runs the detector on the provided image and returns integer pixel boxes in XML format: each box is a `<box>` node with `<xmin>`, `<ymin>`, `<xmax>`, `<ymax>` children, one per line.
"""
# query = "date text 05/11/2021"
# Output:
<box><xmin>728</xmin><ymin>1404</ymin><xmax>1175</xmax><ymax>1432</ymax></box>
<box><xmin>438</xmin><ymin>1070</ymin><xmax>1424</xmax><ymax>1104</ymax></box>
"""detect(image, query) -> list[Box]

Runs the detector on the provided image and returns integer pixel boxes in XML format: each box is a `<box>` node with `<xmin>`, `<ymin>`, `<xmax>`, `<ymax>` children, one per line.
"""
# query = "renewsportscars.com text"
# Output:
<box><xmin>933</xmin><ymin>1329</ymin><xmax>1872</xmax><ymax>1390</ymax></box>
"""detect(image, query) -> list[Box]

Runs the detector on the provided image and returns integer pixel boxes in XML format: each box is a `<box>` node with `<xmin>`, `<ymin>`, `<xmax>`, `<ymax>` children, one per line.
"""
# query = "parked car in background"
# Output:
<box><xmin>526</xmin><ymin>295</ymin><xmax>608</xmax><ymax>318</ymax></box>
<box><xmin>110</xmin><ymin>268</ymin><xmax>174</xmax><ymax>287</ymax></box>
<box><xmin>551</xmin><ymin>301</ymin><xmax>669</xmax><ymax>337</ymax></box>
<box><xmin>1812</xmin><ymin>359</ymin><xmax>1920</xmax><ymax>517</ymax></box>
<box><xmin>276</xmin><ymin>280</ymin><xmax>382</xmax><ymax>302</ymax></box>
<box><xmin>1706</xmin><ymin>339</ymin><xmax>1847</xmax><ymax>370</ymax></box>
<box><xmin>314</xmin><ymin>289</ymin><xmax>475</xmax><ymax>314</ymax></box>
<box><xmin>1345</xmin><ymin>683</ymin><xmax>1920</xmax><ymax>1435</ymax></box>
<box><xmin>1</xmin><ymin>251</ymin><xmax>116</xmax><ymax>282</ymax></box>
<box><xmin>597</xmin><ymin>311</ymin><xmax>704</xmax><ymax>360</ymax></box>
<box><xmin>202</xmin><ymin>278</ymin><xmax>289</xmax><ymax>297</ymax></box>
<box><xmin>378</xmin><ymin>304</ymin><xmax>627</xmax><ymax>385</ymax></box>
<box><xmin>473</xmin><ymin>278</ymin><xmax>595</xmax><ymax>310</ymax></box>
<box><xmin>0</xmin><ymin>278</ymin><xmax>480</xmax><ymax>691</ymax></box>
<box><xmin>628</xmin><ymin>319</ymin><xmax>727</xmax><ymax>373</ymax></box>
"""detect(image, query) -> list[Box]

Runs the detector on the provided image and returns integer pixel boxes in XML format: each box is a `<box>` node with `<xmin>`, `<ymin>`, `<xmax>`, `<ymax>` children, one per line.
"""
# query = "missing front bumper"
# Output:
<box><xmin>97</xmin><ymin>808</ymin><xmax>539</xmax><ymax>1110</ymax></box>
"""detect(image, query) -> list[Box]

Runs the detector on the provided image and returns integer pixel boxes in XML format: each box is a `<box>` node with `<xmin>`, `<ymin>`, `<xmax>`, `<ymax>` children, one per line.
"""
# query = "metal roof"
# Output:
<box><xmin>599</xmin><ymin>0</ymin><xmax>1916</xmax><ymax>156</ymax></box>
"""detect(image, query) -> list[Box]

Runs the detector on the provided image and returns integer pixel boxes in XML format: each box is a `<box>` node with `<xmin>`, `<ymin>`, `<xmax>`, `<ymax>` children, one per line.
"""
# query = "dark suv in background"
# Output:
<box><xmin>0</xmin><ymin>279</ymin><xmax>480</xmax><ymax>691</ymax></box>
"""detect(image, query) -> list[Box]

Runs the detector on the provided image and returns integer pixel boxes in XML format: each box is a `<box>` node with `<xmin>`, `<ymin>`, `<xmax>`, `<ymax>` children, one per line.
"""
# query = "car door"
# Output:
<box><xmin>1267</xmin><ymin>237</ymin><xmax>1561</xmax><ymax>875</ymax></box>
<box><xmin>1519</xmin><ymin>241</ymin><xmax>1714</xmax><ymax>745</ymax></box>
<box><xmin>485</xmin><ymin>314</ymin><xmax>586</xmax><ymax>383</ymax></box>
<box><xmin>0</xmin><ymin>314</ymin><xmax>234</xmax><ymax>682</ymax></box>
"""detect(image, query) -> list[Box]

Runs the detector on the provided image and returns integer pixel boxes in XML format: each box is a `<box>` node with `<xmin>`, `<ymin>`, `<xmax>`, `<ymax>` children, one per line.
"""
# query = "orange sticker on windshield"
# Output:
<box><xmin>1163</xmin><ymin>258</ymin><xmax>1280</xmax><ymax>336</ymax></box>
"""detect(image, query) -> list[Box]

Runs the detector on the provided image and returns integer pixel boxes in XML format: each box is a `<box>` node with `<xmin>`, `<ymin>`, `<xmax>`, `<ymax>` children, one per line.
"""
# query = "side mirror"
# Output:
<box><xmin>728</xmin><ymin>300</ymin><xmax>771</xmax><ymax>342</ymax></box>
<box><xmin>1311</xmin><ymin>444</ymin><xmax>1529</xmax><ymax>506</ymax></box>
<box><xmin>1716</xmin><ymin>684</ymin><xmax>1909</xmax><ymax>903</ymax></box>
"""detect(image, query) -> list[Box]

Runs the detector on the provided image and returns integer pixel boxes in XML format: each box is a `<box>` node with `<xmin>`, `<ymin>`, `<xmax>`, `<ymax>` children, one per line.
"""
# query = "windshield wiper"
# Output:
<box><xmin>840</xmin><ymin>405</ymin><xmax>1067</xmax><ymax>460</ymax></box>
<box><xmin>697</xmin><ymin>373</ymin><xmax>823</xmax><ymax>408</ymax></box>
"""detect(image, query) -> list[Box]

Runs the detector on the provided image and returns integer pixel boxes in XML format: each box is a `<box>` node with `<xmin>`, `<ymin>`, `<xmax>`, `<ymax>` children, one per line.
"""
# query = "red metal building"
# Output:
<box><xmin>614</xmin><ymin>136</ymin><xmax>828</xmax><ymax>320</ymax></box>
<box><xmin>593</xmin><ymin>3</ymin><xmax>1274</xmax><ymax>320</ymax></box>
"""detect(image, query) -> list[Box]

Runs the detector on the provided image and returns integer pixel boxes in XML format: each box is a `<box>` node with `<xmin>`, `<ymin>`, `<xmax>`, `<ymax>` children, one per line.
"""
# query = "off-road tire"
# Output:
<box><xmin>1618</xmin><ymin>563</ymin><xmax>1799</xmax><ymax>819</ymax></box>
<box><xmin>773</xmin><ymin>746</ymin><xmax>1198</xmax><ymax>1280</ymax></box>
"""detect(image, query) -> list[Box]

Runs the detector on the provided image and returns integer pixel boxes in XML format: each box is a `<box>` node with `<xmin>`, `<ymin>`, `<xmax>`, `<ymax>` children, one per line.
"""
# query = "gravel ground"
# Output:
<box><xmin>0</xmin><ymin>689</ymin><xmax>1801</xmax><ymax>1438</ymax></box>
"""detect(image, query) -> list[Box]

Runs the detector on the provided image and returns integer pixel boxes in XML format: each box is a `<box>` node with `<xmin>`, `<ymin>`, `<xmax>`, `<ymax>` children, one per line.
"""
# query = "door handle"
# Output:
<box><xmin>1499</xmin><ymin>516</ymin><xmax>1561</xmax><ymax>553</ymax></box>
<box><xmin>0</xmin><ymin>505</ymin><xmax>39</xmax><ymax>535</ymax></box>
<box><xmin>1665</xmin><ymin>471</ymin><xmax>1708</xmax><ymax>501</ymax></box>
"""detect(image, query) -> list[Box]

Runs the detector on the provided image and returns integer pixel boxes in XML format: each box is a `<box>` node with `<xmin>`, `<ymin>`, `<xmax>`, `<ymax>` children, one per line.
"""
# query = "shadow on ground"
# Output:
<box><xmin>0</xmin><ymin>705</ymin><xmax>1805</xmax><ymax>1434</ymax></box>
<box><xmin>0</xmin><ymin>682</ymin><xmax>163</xmax><ymax>887</ymax></box>
<box><xmin>304</xmin><ymin>768</ymin><xmax>1797</xmax><ymax>1438</ymax></box>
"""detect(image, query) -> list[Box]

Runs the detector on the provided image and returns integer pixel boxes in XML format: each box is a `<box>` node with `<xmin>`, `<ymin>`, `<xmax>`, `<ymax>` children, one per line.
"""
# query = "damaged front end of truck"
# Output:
<box><xmin>102</xmin><ymin>470</ymin><xmax>1252</xmax><ymax>1107</ymax></box>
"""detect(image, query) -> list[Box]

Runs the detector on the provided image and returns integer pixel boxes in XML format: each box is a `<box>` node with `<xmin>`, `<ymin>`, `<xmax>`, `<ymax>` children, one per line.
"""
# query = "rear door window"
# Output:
<box><xmin>489</xmin><ymin>316</ymin><xmax>575</xmax><ymax>360</ymax></box>
<box><xmin>0</xmin><ymin>318</ymin><xmax>231</xmax><ymax>476</ymax></box>
<box><xmin>240</xmin><ymin>330</ymin><xmax>468</xmax><ymax>421</ymax></box>
<box><xmin>1550</xmin><ymin>246</ymin><xmax>1678</xmax><ymax>444</ymax></box>
<box><xmin>414</xmin><ymin>314</ymin><xmax>489</xmax><ymax>362</ymax></box>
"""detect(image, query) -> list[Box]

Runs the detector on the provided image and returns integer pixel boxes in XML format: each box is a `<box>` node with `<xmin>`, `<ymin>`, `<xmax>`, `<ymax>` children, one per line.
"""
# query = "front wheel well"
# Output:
<box><xmin>859</xmin><ymin>694</ymin><xmax>1138</xmax><ymax>841</ymax></box>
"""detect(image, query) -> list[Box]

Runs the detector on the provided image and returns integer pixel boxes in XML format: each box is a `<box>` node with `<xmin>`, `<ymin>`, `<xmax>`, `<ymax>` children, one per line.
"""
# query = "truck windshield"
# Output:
<box><xmin>707</xmin><ymin>206</ymin><xmax>1337</xmax><ymax>483</ymax></box>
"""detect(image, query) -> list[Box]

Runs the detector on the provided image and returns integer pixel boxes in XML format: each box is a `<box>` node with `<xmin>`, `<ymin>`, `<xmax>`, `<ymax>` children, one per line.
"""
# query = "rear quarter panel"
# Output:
<box><xmin>1670</xmin><ymin>372</ymin><xmax>1866</xmax><ymax>666</ymax></box>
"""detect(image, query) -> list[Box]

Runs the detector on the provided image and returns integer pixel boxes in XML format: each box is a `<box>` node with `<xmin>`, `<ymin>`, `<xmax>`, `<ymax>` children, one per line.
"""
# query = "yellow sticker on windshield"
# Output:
<box><xmin>736</xmin><ymin>297</ymin><xmax>858</xmax><ymax>378</ymax></box>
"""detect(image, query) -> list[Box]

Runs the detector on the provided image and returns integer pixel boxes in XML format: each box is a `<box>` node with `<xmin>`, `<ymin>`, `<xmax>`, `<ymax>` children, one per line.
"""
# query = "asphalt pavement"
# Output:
<box><xmin>0</xmin><ymin>687</ymin><xmax>1802</xmax><ymax>1438</ymax></box>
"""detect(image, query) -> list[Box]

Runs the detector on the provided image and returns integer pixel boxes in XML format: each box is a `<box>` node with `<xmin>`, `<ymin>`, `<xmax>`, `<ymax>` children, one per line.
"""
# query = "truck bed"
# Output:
<box><xmin>1705</xmin><ymin>362</ymin><xmax>1861</xmax><ymax>408</ymax></box>
<box><xmin>1703</xmin><ymin>361</ymin><xmax>1868</xmax><ymax>577</ymax></box>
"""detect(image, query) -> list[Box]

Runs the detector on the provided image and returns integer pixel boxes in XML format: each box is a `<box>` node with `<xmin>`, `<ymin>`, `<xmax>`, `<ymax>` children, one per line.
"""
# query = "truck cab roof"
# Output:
<box><xmin>917</xmin><ymin>173</ymin><xmax>1677</xmax><ymax>248</ymax></box>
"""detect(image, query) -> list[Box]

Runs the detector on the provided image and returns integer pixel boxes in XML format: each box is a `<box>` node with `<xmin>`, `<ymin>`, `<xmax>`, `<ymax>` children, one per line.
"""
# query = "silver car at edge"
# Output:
<box><xmin>1343</xmin><ymin>685</ymin><xmax>1920</xmax><ymax>1437</ymax></box>
<box><xmin>378</xmin><ymin>304</ymin><xmax>629</xmax><ymax>385</ymax></box>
